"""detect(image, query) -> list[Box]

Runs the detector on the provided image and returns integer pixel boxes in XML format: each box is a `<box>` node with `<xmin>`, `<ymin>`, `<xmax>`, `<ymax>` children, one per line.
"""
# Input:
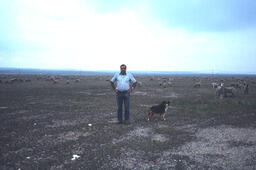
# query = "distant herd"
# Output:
<box><xmin>0</xmin><ymin>75</ymin><xmax>252</xmax><ymax>99</ymax></box>
<box><xmin>0</xmin><ymin>76</ymin><xmax>81</xmax><ymax>85</ymax></box>
<box><xmin>153</xmin><ymin>77</ymin><xmax>250</xmax><ymax>99</ymax></box>
<box><xmin>214</xmin><ymin>81</ymin><xmax>249</xmax><ymax>99</ymax></box>
<box><xmin>193</xmin><ymin>79</ymin><xmax>250</xmax><ymax>99</ymax></box>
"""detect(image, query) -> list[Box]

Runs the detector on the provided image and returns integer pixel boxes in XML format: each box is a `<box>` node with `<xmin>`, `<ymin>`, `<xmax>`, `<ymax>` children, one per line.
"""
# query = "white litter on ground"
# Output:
<box><xmin>71</xmin><ymin>154</ymin><xmax>80</xmax><ymax>161</ymax></box>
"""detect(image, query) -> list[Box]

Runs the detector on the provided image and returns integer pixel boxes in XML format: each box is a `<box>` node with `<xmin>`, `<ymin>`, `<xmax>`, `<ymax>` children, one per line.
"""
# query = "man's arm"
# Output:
<box><xmin>110</xmin><ymin>81</ymin><xmax>118</xmax><ymax>93</ymax></box>
<box><xmin>132</xmin><ymin>82</ymin><xmax>137</xmax><ymax>89</ymax></box>
<box><xmin>128</xmin><ymin>82</ymin><xmax>137</xmax><ymax>93</ymax></box>
<box><xmin>128</xmin><ymin>73</ymin><xmax>136</xmax><ymax>93</ymax></box>
<box><xmin>110</xmin><ymin>73</ymin><xmax>118</xmax><ymax>93</ymax></box>
<box><xmin>111</xmin><ymin>81</ymin><xmax>115</xmax><ymax>90</ymax></box>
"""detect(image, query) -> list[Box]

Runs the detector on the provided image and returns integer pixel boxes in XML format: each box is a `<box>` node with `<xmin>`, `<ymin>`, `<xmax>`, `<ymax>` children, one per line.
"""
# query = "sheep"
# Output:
<box><xmin>215</xmin><ymin>83</ymin><xmax>224</xmax><ymax>98</ymax></box>
<box><xmin>224</xmin><ymin>87</ymin><xmax>236</xmax><ymax>97</ymax></box>
<box><xmin>211</xmin><ymin>82</ymin><xmax>218</xmax><ymax>88</ymax></box>
<box><xmin>216</xmin><ymin>85</ymin><xmax>224</xmax><ymax>99</ymax></box>
<box><xmin>137</xmin><ymin>81</ymin><xmax>143</xmax><ymax>87</ymax></box>
<box><xmin>159</xmin><ymin>81</ymin><xmax>167</xmax><ymax>88</ymax></box>
<box><xmin>75</xmin><ymin>79</ymin><xmax>80</xmax><ymax>83</ymax></box>
<box><xmin>216</xmin><ymin>84</ymin><xmax>236</xmax><ymax>99</ymax></box>
<box><xmin>193</xmin><ymin>82</ymin><xmax>201</xmax><ymax>88</ymax></box>
<box><xmin>243</xmin><ymin>83</ymin><xmax>249</xmax><ymax>95</ymax></box>
<box><xmin>230</xmin><ymin>83</ymin><xmax>239</xmax><ymax>88</ymax></box>
<box><xmin>53</xmin><ymin>80</ymin><xmax>58</xmax><ymax>84</ymax></box>
<box><xmin>235</xmin><ymin>83</ymin><xmax>243</xmax><ymax>90</ymax></box>
<box><xmin>167</xmin><ymin>81</ymin><xmax>173</xmax><ymax>87</ymax></box>
<box><xmin>159</xmin><ymin>79</ymin><xmax>172</xmax><ymax>88</ymax></box>
<box><xmin>46</xmin><ymin>76</ymin><xmax>56</xmax><ymax>82</ymax></box>
<box><xmin>10</xmin><ymin>78</ymin><xmax>18</xmax><ymax>84</ymax></box>
<box><xmin>18</xmin><ymin>78</ymin><xmax>23</xmax><ymax>82</ymax></box>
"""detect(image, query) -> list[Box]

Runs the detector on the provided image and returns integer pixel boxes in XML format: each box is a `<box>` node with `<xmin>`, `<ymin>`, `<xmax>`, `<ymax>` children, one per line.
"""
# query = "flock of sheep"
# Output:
<box><xmin>0</xmin><ymin>77</ymin><xmax>31</xmax><ymax>84</ymax></box>
<box><xmin>213</xmin><ymin>81</ymin><xmax>249</xmax><ymax>99</ymax></box>
<box><xmin>0</xmin><ymin>75</ymin><xmax>252</xmax><ymax>100</ymax></box>
<box><xmin>141</xmin><ymin>76</ymin><xmax>250</xmax><ymax>99</ymax></box>
<box><xmin>193</xmin><ymin>79</ymin><xmax>249</xmax><ymax>99</ymax></box>
<box><xmin>0</xmin><ymin>75</ymin><xmax>81</xmax><ymax>85</ymax></box>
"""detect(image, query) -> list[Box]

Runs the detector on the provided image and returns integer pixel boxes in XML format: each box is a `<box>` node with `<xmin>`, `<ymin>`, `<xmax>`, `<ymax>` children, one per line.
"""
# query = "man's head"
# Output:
<box><xmin>120</xmin><ymin>64</ymin><xmax>127</xmax><ymax>75</ymax></box>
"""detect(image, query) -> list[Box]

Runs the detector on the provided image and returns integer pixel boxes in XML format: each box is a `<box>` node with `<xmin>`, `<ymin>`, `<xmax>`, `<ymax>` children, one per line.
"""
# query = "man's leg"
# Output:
<box><xmin>116</xmin><ymin>92</ymin><xmax>123</xmax><ymax>123</ymax></box>
<box><xmin>124</xmin><ymin>93</ymin><xmax>130</xmax><ymax>122</ymax></box>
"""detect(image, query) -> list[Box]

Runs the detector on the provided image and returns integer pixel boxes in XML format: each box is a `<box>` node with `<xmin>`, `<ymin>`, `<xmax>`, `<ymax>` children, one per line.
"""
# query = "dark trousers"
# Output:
<box><xmin>116</xmin><ymin>91</ymin><xmax>130</xmax><ymax>122</ymax></box>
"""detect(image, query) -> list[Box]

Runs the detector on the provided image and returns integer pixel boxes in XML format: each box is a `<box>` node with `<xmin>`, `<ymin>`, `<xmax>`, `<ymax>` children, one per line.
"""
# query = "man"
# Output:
<box><xmin>110</xmin><ymin>64</ymin><xmax>137</xmax><ymax>124</ymax></box>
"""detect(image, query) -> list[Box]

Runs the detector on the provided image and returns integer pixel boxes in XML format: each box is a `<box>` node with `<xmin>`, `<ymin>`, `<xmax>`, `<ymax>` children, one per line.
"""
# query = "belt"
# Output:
<box><xmin>118</xmin><ymin>90</ymin><xmax>128</xmax><ymax>93</ymax></box>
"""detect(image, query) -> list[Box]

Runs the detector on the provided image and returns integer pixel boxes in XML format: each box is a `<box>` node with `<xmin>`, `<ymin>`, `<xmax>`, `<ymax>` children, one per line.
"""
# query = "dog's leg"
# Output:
<box><xmin>160</xmin><ymin>113</ymin><xmax>166</xmax><ymax>121</ymax></box>
<box><xmin>162</xmin><ymin>113</ymin><xmax>166</xmax><ymax>121</ymax></box>
<box><xmin>148</xmin><ymin>110</ymin><xmax>152</xmax><ymax>121</ymax></box>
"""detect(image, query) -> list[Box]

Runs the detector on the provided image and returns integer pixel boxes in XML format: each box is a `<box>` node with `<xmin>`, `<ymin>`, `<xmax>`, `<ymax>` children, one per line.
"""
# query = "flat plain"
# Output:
<box><xmin>1</xmin><ymin>73</ymin><xmax>256</xmax><ymax>169</ymax></box>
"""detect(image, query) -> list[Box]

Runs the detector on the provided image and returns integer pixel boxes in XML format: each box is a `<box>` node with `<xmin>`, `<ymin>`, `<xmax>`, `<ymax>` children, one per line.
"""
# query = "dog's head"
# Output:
<box><xmin>161</xmin><ymin>101</ymin><xmax>170</xmax><ymax>106</ymax></box>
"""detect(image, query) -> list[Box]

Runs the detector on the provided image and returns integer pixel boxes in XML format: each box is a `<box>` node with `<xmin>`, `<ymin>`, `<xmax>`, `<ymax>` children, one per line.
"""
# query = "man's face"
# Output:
<box><xmin>120</xmin><ymin>66</ymin><xmax>126</xmax><ymax>74</ymax></box>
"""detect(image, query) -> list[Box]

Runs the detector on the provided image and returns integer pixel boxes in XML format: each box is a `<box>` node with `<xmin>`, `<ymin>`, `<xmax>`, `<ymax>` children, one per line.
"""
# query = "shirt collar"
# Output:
<box><xmin>119</xmin><ymin>72</ymin><xmax>127</xmax><ymax>75</ymax></box>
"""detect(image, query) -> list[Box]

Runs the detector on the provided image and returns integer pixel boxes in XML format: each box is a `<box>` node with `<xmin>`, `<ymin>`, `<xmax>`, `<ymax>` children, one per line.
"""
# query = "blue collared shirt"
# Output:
<box><xmin>111</xmin><ymin>72</ymin><xmax>136</xmax><ymax>91</ymax></box>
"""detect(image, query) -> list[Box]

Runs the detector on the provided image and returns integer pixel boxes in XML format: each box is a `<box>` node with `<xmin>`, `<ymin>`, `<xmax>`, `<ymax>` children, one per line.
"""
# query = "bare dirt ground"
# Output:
<box><xmin>1</xmin><ymin>73</ymin><xmax>256</xmax><ymax>169</ymax></box>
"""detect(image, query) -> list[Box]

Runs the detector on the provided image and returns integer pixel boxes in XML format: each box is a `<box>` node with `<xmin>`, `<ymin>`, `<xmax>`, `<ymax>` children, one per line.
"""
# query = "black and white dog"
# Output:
<box><xmin>147</xmin><ymin>101</ymin><xmax>170</xmax><ymax>121</ymax></box>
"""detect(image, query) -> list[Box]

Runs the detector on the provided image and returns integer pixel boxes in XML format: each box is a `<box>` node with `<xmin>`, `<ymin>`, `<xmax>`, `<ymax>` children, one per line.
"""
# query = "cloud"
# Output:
<box><xmin>148</xmin><ymin>0</ymin><xmax>256</xmax><ymax>32</ymax></box>
<box><xmin>85</xmin><ymin>0</ymin><xmax>256</xmax><ymax>32</ymax></box>
<box><xmin>0</xmin><ymin>0</ymin><xmax>255</xmax><ymax>73</ymax></box>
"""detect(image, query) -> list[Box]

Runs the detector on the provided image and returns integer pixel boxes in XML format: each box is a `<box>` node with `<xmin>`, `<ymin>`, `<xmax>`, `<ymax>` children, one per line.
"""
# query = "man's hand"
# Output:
<box><xmin>128</xmin><ymin>87</ymin><xmax>133</xmax><ymax>93</ymax></box>
<box><xmin>114</xmin><ymin>89</ymin><xmax>118</xmax><ymax>93</ymax></box>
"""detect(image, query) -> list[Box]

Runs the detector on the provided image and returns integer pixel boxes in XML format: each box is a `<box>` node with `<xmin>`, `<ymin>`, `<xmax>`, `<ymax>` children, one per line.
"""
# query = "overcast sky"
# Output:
<box><xmin>0</xmin><ymin>0</ymin><xmax>256</xmax><ymax>73</ymax></box>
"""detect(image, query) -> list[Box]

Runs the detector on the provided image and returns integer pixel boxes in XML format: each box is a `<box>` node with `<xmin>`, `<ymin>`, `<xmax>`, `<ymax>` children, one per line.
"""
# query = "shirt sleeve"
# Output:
<box><xmin>129</xmin><ymin>73</ymin><xmax>136</xmax><ymax>83</ymax></box>
<box><xmin>111</xmin><ymin>73</ymin><xmax>118</xmax><ymax>82</ymax></box>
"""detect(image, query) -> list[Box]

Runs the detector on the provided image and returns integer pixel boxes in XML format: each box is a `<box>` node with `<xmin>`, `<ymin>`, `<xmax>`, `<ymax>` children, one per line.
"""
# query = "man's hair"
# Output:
<box><xmin>120</xmin><ymin>64</ymin><xmax>127</xmax><ymax>68</ymax></box>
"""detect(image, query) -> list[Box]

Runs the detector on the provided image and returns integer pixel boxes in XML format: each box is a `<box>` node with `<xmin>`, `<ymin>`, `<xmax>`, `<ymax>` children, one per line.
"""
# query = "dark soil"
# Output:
<box><xmin>1</xmin><ymin>74</ymin><xmax>256</xmax><ymax>169</ymax></box>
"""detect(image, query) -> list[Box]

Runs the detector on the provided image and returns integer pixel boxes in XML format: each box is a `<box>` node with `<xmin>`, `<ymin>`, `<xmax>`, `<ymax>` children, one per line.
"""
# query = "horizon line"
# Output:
<box><xmin>0</xmin><ymin>67</ymin><xmax>255</xmax><ymax>75</ymax></box>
